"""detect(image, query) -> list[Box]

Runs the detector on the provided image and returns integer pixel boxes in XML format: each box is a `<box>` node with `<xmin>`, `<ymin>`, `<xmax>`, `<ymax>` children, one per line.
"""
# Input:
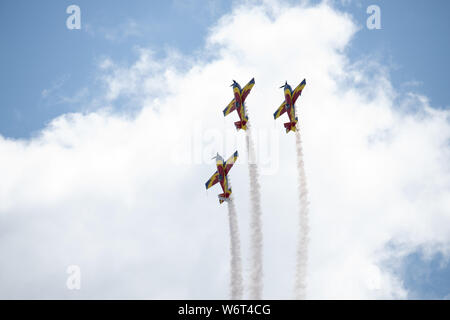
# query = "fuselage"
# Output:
<box><xmin>215</xmin><ymin>156</ymin><xmax>230</xmax><ymax>195</ymax></box>
<box><xmin>283</xmin><ymin>84</ymin><xmax>297</xmax><ymax>124</ymax></box>
<box><xmin>231</xmin><ymin>81</ymin><xmax>248</xmax><ymax>126</ymax></box>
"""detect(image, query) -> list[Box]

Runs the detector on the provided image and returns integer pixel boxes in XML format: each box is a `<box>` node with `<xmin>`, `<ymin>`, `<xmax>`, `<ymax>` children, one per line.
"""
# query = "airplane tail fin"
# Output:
<box><xmin>234</xmin><ymin>120</ymin><xmax>248</xmax><ymax>131</ymax></box>
<box><xmin>218</xmin><ymin>192</ymin><xmax>231</xmax><ymax>204</ymax></box>
<box><xmin>284</xmin><ymin>121</ymin><xmax>297</xmax><ymax>133</ymax></box>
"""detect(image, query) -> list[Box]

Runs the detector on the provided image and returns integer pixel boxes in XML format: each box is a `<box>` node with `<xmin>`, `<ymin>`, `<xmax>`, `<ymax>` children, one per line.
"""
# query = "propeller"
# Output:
<box><xmin>211</xmin><ymin>152</ymin><xmax>220</xmax><ymax>160</ymax></box>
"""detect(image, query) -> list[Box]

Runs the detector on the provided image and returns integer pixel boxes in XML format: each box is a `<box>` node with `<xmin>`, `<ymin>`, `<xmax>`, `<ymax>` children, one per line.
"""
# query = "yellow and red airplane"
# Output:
<box><xmin>205</xmin><ymin>151</ymin><xmax>239</xmax><ymax>204</ymax></box>
<box><xmin>273</xmin><ymin>79</ymin><xmax>306</xmax><ymax>133</ymax></box>
<box><xmin>223</xmin><ymin>78</ymin><xmax>255</xmax><ymax>131</ymax></box>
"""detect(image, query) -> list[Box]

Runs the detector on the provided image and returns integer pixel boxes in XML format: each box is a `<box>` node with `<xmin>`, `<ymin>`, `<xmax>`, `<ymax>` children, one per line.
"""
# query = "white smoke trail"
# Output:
<box><xmin>245</xmin><ymin>122</ymin><xmax>264</xmax><ymax>299</ymax></box>
<box><xmin>226</xmin><ymin>197</ymin><xmax>244</xmax><ymax>300</ymax></box>
<box><xmin>295</xmin><ymin>129</ymin><xmax>310</xmax><ymax>300</ymax></box>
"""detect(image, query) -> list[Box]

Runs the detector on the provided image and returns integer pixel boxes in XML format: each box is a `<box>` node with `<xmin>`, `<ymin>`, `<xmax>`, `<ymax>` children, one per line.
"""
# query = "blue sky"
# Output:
<box><xmin>1</xmin><ymin>0</ymin><xmax>449</xmax><ymax>139</ymax></box>
<box><xmin>398</xmin><ymin>250</ymin><xmax>450</xmax><ymax>300</ymax></box>
<box><xmin>0</xmin><ymin>0</ymin><xmax>449</xmax><ymax>299</ymax></box>
<box><xmin>0</xmin><ymin>0</ymin><xmax>231</xmax><ymax>138</ymax></box>
<box><xmin>0</xmin><ymin>0</ymin><xmax>450</xmax><ymax>138</ymax></box>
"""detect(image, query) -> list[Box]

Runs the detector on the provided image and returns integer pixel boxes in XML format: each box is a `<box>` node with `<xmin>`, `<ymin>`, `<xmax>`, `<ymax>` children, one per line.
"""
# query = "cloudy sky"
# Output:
<box><xmin>0</xmin><ymin>0</ymin><xmax>449</xmax><ymax>299</ymax></box>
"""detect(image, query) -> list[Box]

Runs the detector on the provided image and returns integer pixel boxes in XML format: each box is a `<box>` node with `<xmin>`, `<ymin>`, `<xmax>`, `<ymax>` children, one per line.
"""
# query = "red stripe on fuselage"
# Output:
<box><xmin>217</xmin><ymin>165</ymin><xmax>226</xmax><ymax>193</ymax></box>
<box><xmin>234</xmin><ymin>91</ymin><xmax>242</xmax><ymax>106</ymax></box>
<box><xmin>285</xmin><ymin>93</ymin><xmax>292</xmax><ymax>106</ymax></box>
<box><xmin>287</xmin><ymin>105</ymin><xmax>296</xmax><ymax>123</ymax></box>
<box><xmin>237</xmin><ymin>104</ymin><xmax>246</xmax><ymax>123</ymax></box>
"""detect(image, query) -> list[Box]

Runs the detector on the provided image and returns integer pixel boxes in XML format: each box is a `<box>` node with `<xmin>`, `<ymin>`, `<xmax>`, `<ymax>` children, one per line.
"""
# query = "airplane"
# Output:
<box><xmin>205</xmin><ymin>151</ymin><xmax>239</xmax><ymax>204</ymax></box>
<box><xmin>223</xmin><ymin>78</ymin><xmax>255</xmax><ymax>131</ymax></box>
<box><xmin>273</xmin><ymin>79</ymin><xmax>306</xmax><ymax>133</ymax></box>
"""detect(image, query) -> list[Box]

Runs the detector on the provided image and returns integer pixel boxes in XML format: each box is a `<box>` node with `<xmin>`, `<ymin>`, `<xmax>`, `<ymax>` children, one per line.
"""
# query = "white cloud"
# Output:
<box><xmin>1</xmin><ymin>0</ymin><xmax>449</xmax><ymax>299</ymax></box>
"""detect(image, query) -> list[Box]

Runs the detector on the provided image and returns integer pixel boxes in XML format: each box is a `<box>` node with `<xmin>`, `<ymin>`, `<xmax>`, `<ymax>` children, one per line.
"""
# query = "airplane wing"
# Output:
<box><xmin>291</xmin><ymin>79</ymin><xmax>306</xmax><ymax>104</ymax></box>
<box><xmin>223</xmin><ymin>151</ymin><xmax>239</xmax><ymax>175</ymax></box>
<box><xmin>223</xmin><ymin>99</ymin><xmax>236</xmax><ymax>117</ymax></box>
<box><xmin>240</xmin><ymin>78</ymin><xmax>255</xmax><ymax>103</ymax></box>
<box><xmin>205</xmin><ymin>171</ymin><xmax>220</xmax><ymax>190</ymax></box>
<box><xmin>273</xmin><ymin>101</ymin><xmax>287</xmax><ymax>119</ymax></box>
